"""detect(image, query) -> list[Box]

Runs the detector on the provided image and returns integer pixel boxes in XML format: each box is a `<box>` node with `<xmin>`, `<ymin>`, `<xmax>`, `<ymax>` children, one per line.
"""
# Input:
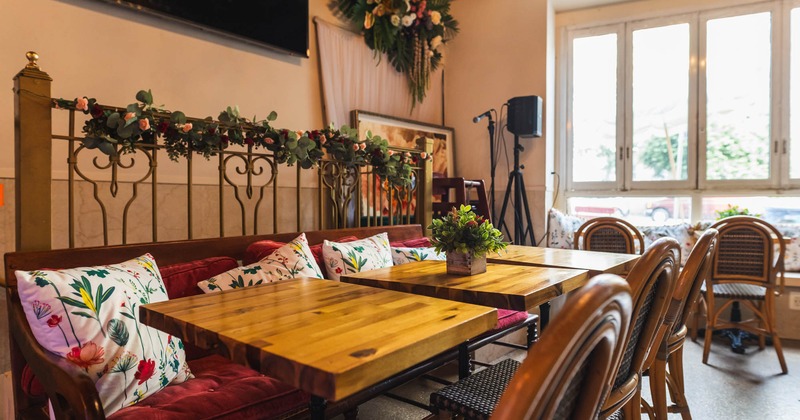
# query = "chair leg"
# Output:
<box><xmin>649</xmin><ymin>358</ymin><xmax>668</xmax><ymax>420</ymax></box>
<box><xmin>758</xmin><ymin>301</ymin><xmax>766</xmax><ymax>350</ymax></box>
<box><xmin>623</xmin><ymin>386</ymin><xmax>643</xmax><ymax>419</ymax></box>
<box><xmin>766</xmin><ymin>294</ymin><xmax>788</xmax><ymax>374</ymax></box>
<box><xmin>667</xmin><ymin>346</ymin><xmax>691</xmax><ymax>419</ymax></box>
<box><xmin>702</xmin><ymin>292</ymin><xmax>715</xmax><ymax>365</ymax></box>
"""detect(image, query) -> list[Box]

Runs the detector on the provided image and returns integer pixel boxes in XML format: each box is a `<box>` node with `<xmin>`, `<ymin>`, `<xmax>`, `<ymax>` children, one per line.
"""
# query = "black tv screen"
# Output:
<box><xmin>97</xmin><ymin>0</ymin><xmax>309</xmax><ymax>57</ymax></box>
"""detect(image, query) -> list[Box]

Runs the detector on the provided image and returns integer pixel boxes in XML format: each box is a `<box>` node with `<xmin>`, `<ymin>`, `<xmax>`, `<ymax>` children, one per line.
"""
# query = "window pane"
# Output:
<box><xmin>632</xmin><ymin>24</ymin><xmax>690</xmax><ymax>182</ymax></box>
<box><xmin>572</xmin><ymin>34</ymin><xmax>617</xmax><ymax>183</ymax></box>
<box><xmin>705</xmin><ymin>13</ymin><xmax>771</xmax><ymax>180</ymax></box>
<box><xmin>792</xmin><ymin>8</ymin><xmax>800</xmax><ymax>179</ymax></box>
<box><xmin>701</xmin><ymin>196</ymin><xmax>800</xmax><ymax>224</ymax></box>
<box><xmin>569</xmin><ymin>196</ymin><xmax>691</xmax><ymax>225</ymax></box>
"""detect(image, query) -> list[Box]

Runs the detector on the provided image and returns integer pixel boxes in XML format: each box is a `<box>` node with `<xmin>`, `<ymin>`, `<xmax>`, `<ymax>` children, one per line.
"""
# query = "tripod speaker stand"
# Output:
<box><xmin>495</xmin><ymin>134</ymin><xmax>535</xmax><ymax>245</ymax></box>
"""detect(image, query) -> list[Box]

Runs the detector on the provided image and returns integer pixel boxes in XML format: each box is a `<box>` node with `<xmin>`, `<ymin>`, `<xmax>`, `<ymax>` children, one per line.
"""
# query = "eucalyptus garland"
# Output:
<box><xmin>54</xmin><ymin>91</ymin><xmax>429</xmax><ymax>187</ymax></box>
<box><xmin>337</xmin><ymin>0</ymin><xmax>458</xmax><ymax>106</ymax></box>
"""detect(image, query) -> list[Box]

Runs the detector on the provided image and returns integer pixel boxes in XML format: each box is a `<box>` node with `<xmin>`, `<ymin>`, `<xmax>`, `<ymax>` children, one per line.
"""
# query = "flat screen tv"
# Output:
<box><xmin>96</xmin><ymin>0</ymin><xmax>309</xmax><ymax>57</ymax></box>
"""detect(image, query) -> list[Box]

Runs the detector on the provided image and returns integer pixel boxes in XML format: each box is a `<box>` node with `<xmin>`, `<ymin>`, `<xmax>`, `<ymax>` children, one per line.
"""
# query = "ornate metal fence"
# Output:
<box><xmin>12</xmin><ymin>52</ymin><xmax>432</xmax><ymax>253</ymax></box>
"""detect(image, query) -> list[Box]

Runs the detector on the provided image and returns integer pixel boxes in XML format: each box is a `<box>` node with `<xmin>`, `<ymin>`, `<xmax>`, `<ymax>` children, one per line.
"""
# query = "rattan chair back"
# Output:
<box><xmin>710</xmin><ymin>215</ymin><xmax>785</xmax><ymax>289</ymax></box>
<box><xmin>493</xmin><ymin>275</ymin><xmax>633</xmax><ymax>420</ymax></box>
<box><xmin>673</xmin><ymin>228</ymin><xmax>719</xmax><ymax>332</ymax></box>
<box><xmin>600</xmin><ymin>237</ymin><xmax>680</xmax><ymax>418</ymax></box>
<box><xmin>574</xmin><ymin>217</ymin><xmax>645</xmax><ymax>255</ymax></box>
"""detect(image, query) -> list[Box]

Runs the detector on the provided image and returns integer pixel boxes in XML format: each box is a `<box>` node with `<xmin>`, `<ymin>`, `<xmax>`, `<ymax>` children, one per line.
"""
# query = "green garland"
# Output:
<box><xmin>337</xmin><ymin>0</ymin><xmax>458</xmax><ymax>106</ymax></box>
<box><xmin>54</xmin><ymin>91</ymin><xmax>428</xmax><ymax>187</ymax></box>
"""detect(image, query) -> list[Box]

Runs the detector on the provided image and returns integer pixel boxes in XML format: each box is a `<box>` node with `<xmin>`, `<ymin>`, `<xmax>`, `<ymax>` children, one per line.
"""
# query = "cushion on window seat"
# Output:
<box><xmin>107</xmin><ymin>354</ymin><xmax>309</xmax><ymax>420</ymax></box>
<box><xmin>244</xmin><ymin>236</ymin><xmax>359</xmax><ymax>277</ymax></box>
<box><xmin>159</xmin><ymin>256</ymin><xmax>240</xmax><ymax>299</ymax></box>
<box><xmin>390</xmin><ymin>237</ymin><xmax>432</xmax><ymax>248</ymax></box>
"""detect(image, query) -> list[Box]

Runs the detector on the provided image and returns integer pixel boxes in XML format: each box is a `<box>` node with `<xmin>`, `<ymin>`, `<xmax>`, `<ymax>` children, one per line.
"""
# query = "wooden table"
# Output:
<box><xmin>341</xmin><ymin>260</ymin><xmax>589</xmax><ymax>328</ymax></box>
<box><xmin>487</xmin><ymin>245</ymin><xmax>640</xmax><ymax>275</ymax></box>
<box><xmin>140</xmin><ymin>278</ymin><xmax>496</xmax><ymax>418</ymax></box>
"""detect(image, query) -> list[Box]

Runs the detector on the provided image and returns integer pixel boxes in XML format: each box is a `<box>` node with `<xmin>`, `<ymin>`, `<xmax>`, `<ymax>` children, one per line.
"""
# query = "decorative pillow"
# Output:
<box><xmin>640</xmin><ymin>224</ymin><xmax>697</xmax><ymax>266</ymax></box>
<box><xmin>391</xmin><ymin>247</ymin><xmax>446</xmax><ymax>265</ymax></box>
<box><xmin>390</xmin><ymin>237</ymin><xmax>432</xmax><ymax>248</ymax></box>
<box><xmin>243</xmin><ymin>236</ymin><xmax>360</xmax><ymax>276</ymax></box>
<box><xmin>15</xmin><ymin>254</ymin><xmax>192</xmax><ymax>416</ymax></box>
<box><xmin>322</xmin><ymin>233</ymin><xmax>393</xmax><ymax>280</ymax></box>
<box><xmin>198</xmin><ymin>233</ymin><xmax>323</xmax><ymax>293</ymax></box>
<box><xmin>547</xmin><ymin>208</ymin><xmax>585</xmax><ymax>249</ymax></box>
<box><xmin>159</xmin><ymin>256</ymin><xmax>239</xmax><ymax>299</ymax></box>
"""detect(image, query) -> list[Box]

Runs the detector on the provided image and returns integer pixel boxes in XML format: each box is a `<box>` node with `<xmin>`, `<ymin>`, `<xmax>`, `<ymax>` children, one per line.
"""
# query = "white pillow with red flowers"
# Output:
<box><xmin>15</xmin><ymin>254</ymin><xmax>192</xmax><ymax>416</ymax></box>
<box><xmin>197</xmin><ymin>233</ymin><xmax>324</xmax><ymax>293</ymax></box>
<box><xmin>322</xmin><ymin>233</ymin><xmax>394</xmax><ymax>280</ymax></box>
<box><xmin>391</xmin><ymin>247</ymin><xmax>446</xmax><ymax>265</ymax></box>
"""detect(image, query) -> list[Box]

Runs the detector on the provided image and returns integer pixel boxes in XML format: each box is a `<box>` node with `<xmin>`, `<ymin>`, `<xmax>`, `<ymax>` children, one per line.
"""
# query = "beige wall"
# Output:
<box><xmin>445</xmin><ymin>0</ymin><xmax>556</xmax><ymax>243</ymax></box>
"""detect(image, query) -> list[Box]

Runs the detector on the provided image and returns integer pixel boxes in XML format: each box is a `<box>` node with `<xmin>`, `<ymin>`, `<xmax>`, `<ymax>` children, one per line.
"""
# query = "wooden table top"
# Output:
<box><xmin>340</xmin><ymin>260</ymin><xmax>589</xmax><ymax>311</ymax></box>
<box><xmin>140</xmin><ymin>278</ymin><xmax>496</xmax><ymax>402</ymax></box>
<box><xmin>487</xmin><ymin>245</ymin><xmax>640</xmax><ymax>275</ymax></box>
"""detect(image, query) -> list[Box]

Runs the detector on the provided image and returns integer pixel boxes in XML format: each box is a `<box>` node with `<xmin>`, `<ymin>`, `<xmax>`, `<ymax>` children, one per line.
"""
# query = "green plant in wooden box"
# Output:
<box><xmin>428</xmin><ymin>204</ymin><xmax>507</xmax><ymax>275</ymax></box>
<box><xmin>715</xmin><ymin>204</ymin><xmax>761</xmax><ymax>220</ymax></box>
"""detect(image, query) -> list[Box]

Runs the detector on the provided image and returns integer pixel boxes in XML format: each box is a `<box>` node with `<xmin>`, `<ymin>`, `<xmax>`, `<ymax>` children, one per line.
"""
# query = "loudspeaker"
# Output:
<box><xmin>507</xmin><ymin>95</ymin><xmax>542</xmax><ymax>138</ymax></box>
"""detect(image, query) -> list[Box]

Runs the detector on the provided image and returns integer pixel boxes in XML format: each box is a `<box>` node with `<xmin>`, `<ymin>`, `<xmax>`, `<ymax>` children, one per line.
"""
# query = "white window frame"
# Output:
<box><xmin>625</xmin><ymin>15</ymin><xmax>698</xmax><ymax>191</ymax></box>
<box><xmin>698</xmin><ymin>2</ymin><xmax>781</xmax><ymax>190</ymax></box>
<box><xmin>783</xmin><ymin>0</ymin><xmax>800</xmax><ymax>185</ymax></box>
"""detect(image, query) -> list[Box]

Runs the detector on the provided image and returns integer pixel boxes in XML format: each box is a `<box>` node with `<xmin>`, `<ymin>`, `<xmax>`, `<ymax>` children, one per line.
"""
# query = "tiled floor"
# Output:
<box><xmin>344</xmin><ymin>337</ymin><xmax>800</xmax><ymax>419</ymax></box>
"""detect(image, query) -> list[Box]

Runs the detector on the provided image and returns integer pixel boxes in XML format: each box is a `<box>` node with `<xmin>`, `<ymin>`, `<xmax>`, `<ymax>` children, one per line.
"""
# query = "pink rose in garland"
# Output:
<box><xmin>75</xmin><ymin>97</ymin><xmax>89</xmax><ymax>112</ymax></box>
<box><xmin>139</xmin><ymin>118</ymin><xmax>150</xmax><ymax>131</ymax></box>
<box><xmin>66</xmin><ymin>342</ymin><xmax>105</xmax><ymax>370</ymax></box>
<box><xmin>135</xmin><ymin>359</ymin><xmax>156</xmax><ymax>385</ymax></box>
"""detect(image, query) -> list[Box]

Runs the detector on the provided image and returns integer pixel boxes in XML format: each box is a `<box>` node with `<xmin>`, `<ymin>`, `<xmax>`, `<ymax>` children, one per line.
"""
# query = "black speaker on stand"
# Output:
<box><xmin>496</xmin><ymin>95</ymin><xmax>542</xmax><ymax>246</ymax></box>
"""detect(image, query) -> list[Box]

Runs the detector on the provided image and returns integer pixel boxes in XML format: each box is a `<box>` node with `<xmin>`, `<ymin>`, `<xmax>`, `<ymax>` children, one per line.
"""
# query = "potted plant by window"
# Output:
<box><xmin>429</xmin><ymin>205</ymin><xmax>508</xmax><ymax>275</ymax></box>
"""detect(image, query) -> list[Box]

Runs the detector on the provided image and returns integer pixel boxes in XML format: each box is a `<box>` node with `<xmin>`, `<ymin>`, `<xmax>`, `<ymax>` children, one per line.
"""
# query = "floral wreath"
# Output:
<box><xmin>54</xmin><ymin>91</ymin><xmax>429</xmax><ymax>187</ymax></box>
<box><xmin>337</xmin><ymin>0</ymin><xmax>458</xmax><ymax>106</ymax></box>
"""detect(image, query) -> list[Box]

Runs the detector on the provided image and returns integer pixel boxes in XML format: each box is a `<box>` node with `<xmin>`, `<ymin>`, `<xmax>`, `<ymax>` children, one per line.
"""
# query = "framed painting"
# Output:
<box><xmin>351</xmin><ymin>110</ymin><xmax>455</xmax><ymax>177</ymax></box>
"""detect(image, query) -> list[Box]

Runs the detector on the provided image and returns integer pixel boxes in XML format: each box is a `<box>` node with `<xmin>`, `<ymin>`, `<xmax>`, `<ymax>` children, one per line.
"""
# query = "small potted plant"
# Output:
<box><xmin>428</xmin><ymin>205</ymin><xmax>508</xmax><ymax>275</ymax></box>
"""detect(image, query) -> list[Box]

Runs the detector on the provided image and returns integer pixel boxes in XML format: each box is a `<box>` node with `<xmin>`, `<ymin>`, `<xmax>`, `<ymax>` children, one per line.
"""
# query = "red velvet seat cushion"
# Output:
<box><xmin>390</xmin><ymin>237</ymin><xmax>432</xmax><ymax>248</ymax></box>
<box><xmin>108</xmin><ymin>355</ymin><xmax>309</xmax><ymax>420</ymax></box>
<box><xmin>244</xmin><ymin>236</ymin><xmax>359</xmax><ymax>277</ymax></box>
<box><xmin>159</xmin><ymin>256</ymin><xmax>239</xmax><ymax>299</ymax></box>
<box><xmin>20</xmin><ymin>364</ymin><xmax>46</xmax><ymax>400</ymax></box>
<box><xmin>491</xmin><ymin>309</ymin><xmax>530</xmax><ymax>332</ymax></box>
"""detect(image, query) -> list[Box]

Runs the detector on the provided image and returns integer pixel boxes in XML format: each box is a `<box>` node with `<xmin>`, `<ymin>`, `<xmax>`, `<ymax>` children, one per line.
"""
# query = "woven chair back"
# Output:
<box><xmin>710</xmin><ymin>216</ymin><xmax>785</xmax><ymax>288</ymax></box>
<box><xmin>574</xmin><ymin>217</ymin><xmax>645</xmax><ymax>255</ymax></box>
<box><xmin>671</xmin><ymin>228</ymin><xmax>719</xmax><ymax>333</ymax></box>
<box><xmin>608</xmin><ymin>238</ymin><xmax>679</xmax><ymax>391</ymax></box>
<box><xmin>493</xmin><ymin>275</ymin><xmax>633</xmax><ymax>420</ymax></box>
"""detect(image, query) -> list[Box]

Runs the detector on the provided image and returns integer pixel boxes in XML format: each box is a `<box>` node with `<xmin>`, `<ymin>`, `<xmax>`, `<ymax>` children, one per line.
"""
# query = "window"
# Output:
<box><xmin>563</xmin><ymin>2</ymin><xmax>798</xmax><ymax>221</ymax></box>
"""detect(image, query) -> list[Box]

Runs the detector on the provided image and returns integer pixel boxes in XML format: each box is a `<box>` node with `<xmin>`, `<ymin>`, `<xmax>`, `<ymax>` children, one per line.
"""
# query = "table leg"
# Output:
<box><xmin>458</xmin><ymin>343</ymin><xmax>471</xmax><ymax>379</ymax></box>
<box><xmin>539</xmin><ymin>302</ymin><xmax>551</xmax><ymax>330</ymax></box>
<box><xmin>310</xmin><ymin>395</ymin><xmax>327</xmax><ymax>420</ymax></box>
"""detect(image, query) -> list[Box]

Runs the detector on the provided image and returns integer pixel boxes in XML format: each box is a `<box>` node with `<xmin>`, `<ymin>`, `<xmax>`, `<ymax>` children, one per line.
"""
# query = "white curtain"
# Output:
<box><xmin>315</xmin><ymin>18</ymin><xmax>443</xmax><ymax>127</ymax></box>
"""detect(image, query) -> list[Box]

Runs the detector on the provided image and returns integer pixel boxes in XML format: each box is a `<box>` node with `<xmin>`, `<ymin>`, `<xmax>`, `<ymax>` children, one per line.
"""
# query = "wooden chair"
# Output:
<box><xmin>599</xmin><ymin>237</ymin><xmax>680</xmax><ymax>419</ymax></box>
<box><xmin>702</xmin><ymin>216</ymin><xmax>788</xmax><ymax>374</ymax></box>
<box><xmin>432</xmin><ymin>177</ymin><xmax>491</xmax><ymax>221</ymax></box>
<box><xmin>574</xmin><ymin>217</ymin><xmax>645</xmax><ymax>255</ymax></box>
<box><xmin>430</xmin><ymin>274</ymin><xmax>633</xmax><ymax>420</ymax></box>
<box><xmin>644</xmin><ymin>228</ymin><xmax>719</xmax><ymax>419</ymax></box>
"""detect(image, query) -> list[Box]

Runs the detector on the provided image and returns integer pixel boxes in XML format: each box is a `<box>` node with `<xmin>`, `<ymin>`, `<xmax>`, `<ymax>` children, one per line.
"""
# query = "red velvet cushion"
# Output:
<box><xmin>492</xmin><ymin>309</ymin><xmax>531</xmax><ymax>332</ymax></box>
<box><xmin>159</xmin><ymin>256</ymin><xmax>239</xmax><ymax>299</ymax></box>
<box><xmin>390</xmin><ymin>237</ymin><xmax>432</xmax><ymax>248</ymax></box>
<box><xmin>244</xmin><ymin>236</ymin><xmax>360</xmax><ymax>277</ymax></box>
<box><xmin>20</xmin><ymin>364</ymin><xmax>45</xmax><ymax>400</ymax></box>
<box><xmin>108</xmin><ymin>355</ymin><xmax>309</xmax><ymax>420</ymax></box>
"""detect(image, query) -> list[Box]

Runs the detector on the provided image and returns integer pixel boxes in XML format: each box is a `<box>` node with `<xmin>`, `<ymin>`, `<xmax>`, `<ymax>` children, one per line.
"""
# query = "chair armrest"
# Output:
<box><xmin>8</xmin><ymin>292</ymin><xmax>105</xmax><ymax>419</ymax></box>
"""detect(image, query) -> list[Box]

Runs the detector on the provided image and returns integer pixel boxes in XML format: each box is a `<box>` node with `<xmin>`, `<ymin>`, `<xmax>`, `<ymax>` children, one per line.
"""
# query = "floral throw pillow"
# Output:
<box><xmin>197</xmin><ymin>233</ymin><xmax>323</xmax><ymax>293</ymax></box>
<box><xmin>547</xmin><ymin>208</ymin><xmax>585</xmax><ymax>249</ymax></box>
<box><xmin>15</xmin><ymin>254</ymin><xmax>192</xmax><ymax>416</ymax></box>
<box><xmin>392</xmin><ymin>247</ymin><xmax>446</xmax><ymax>265</ymax></box>
<box><xmin>322</xmin><ymin>233</ymin><xmax>393</xmax><ymax>280</ymax></box>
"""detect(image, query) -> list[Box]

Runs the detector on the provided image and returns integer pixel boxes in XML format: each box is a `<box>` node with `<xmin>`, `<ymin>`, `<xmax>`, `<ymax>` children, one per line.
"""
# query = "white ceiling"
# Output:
<box><xmin>553</xmin><ymin>0</ymin><xmax>636</xmax><ymax>12</ymax></box>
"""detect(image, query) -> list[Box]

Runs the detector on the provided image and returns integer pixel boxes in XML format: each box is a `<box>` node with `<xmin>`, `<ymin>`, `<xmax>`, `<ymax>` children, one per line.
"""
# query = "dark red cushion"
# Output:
<box><xmin>108</xmin><ymin>355</ymin><xmax>309</xmax><ymax>420</ymax></box>
<box><xmin>159</xmin><ymin>257</ymin><xmax>239</xmax><ymax>299</ymax></box>
<box><xmin>244</xmin><ymin>236</ymin><xmax>360</xmax><ymax>277</ymax></box>
<box><xmin>20</xmin><ymin>364</ymin><xmax>45</xmax><ymax>400</ymax></box>
<box><xmin>390</xmin><ymin>237</ymin><xmax>432</xmax><ymax>248</ymax></box>
<box><xmin>492</xmin><ymin>309</ymin><xmax>530</xmax><ymax>332</ymax></box>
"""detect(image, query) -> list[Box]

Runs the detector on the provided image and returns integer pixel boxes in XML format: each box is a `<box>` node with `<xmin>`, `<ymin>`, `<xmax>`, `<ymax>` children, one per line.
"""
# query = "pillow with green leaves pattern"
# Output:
<box><xmin>197</xmin><ymin>233</ymin><xmax>323</xmax><ymax>293</ymax></box>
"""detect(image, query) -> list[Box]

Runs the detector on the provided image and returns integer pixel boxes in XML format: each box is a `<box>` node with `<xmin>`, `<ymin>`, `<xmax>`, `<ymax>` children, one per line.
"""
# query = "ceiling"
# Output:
<box><xmin>553</xmin><ymin>0</ymin><xmax>636</xmax><ymax>12</ymax></box>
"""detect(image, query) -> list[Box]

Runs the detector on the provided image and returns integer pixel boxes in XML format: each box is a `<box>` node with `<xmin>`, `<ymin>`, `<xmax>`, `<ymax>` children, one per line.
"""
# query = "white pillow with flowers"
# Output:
<box><xmin>15</xmin><ymin>254</ymin><xmax>192</xmax><ymax>417</ymax></box>
<box><xmin>391</xmin><ymin>247</ymin><xmax>446</xmax><ymax>265</ymax></box>
<box><xmin>197</xmin><ymin>233</ymin><xmax>323</xmax><ymax>293</ymax></box>
<box><xmin>322</xmin><ymin>233</ymin><xmax>394</xmax><ymax>280</ymax></box>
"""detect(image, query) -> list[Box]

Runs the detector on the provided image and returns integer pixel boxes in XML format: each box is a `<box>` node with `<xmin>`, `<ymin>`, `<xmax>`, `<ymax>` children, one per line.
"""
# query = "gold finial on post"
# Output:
<box><xmin>25</xmin><ymin>51</ymin><xmax>40</xmax><ymax>69</ymax></box>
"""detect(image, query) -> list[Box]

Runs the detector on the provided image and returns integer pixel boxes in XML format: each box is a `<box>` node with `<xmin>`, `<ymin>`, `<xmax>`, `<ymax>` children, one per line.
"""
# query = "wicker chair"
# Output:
<box><xmin>574</xmin><ymin>217</ymin><xmax>645</xmax><ymax>255</ymax></box>
<box><xmin>644</xmin><ymin>228</ymin><xmax>718</xmax><ymax>420</ymax></box>
<box><xmin>702</xmin><ymin>216</ymin><xmax>788</xmax><ymax>374</ymax></box>
<box><xmin>429</xmin><ymin>275</ymin><xmax>633</xmax><ymax>420</ymax></box>
<box><xmin>599</xmin><ymin>238</ymin><xmax>680</xmax><ymax>419</ymax></box>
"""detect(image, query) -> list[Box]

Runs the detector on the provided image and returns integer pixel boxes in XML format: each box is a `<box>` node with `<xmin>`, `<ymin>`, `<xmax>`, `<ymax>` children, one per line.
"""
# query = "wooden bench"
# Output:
<box><xmin>4</xmin><ymin>225</ymin><xmax>425</xmax><ymax>419</ymax></box>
